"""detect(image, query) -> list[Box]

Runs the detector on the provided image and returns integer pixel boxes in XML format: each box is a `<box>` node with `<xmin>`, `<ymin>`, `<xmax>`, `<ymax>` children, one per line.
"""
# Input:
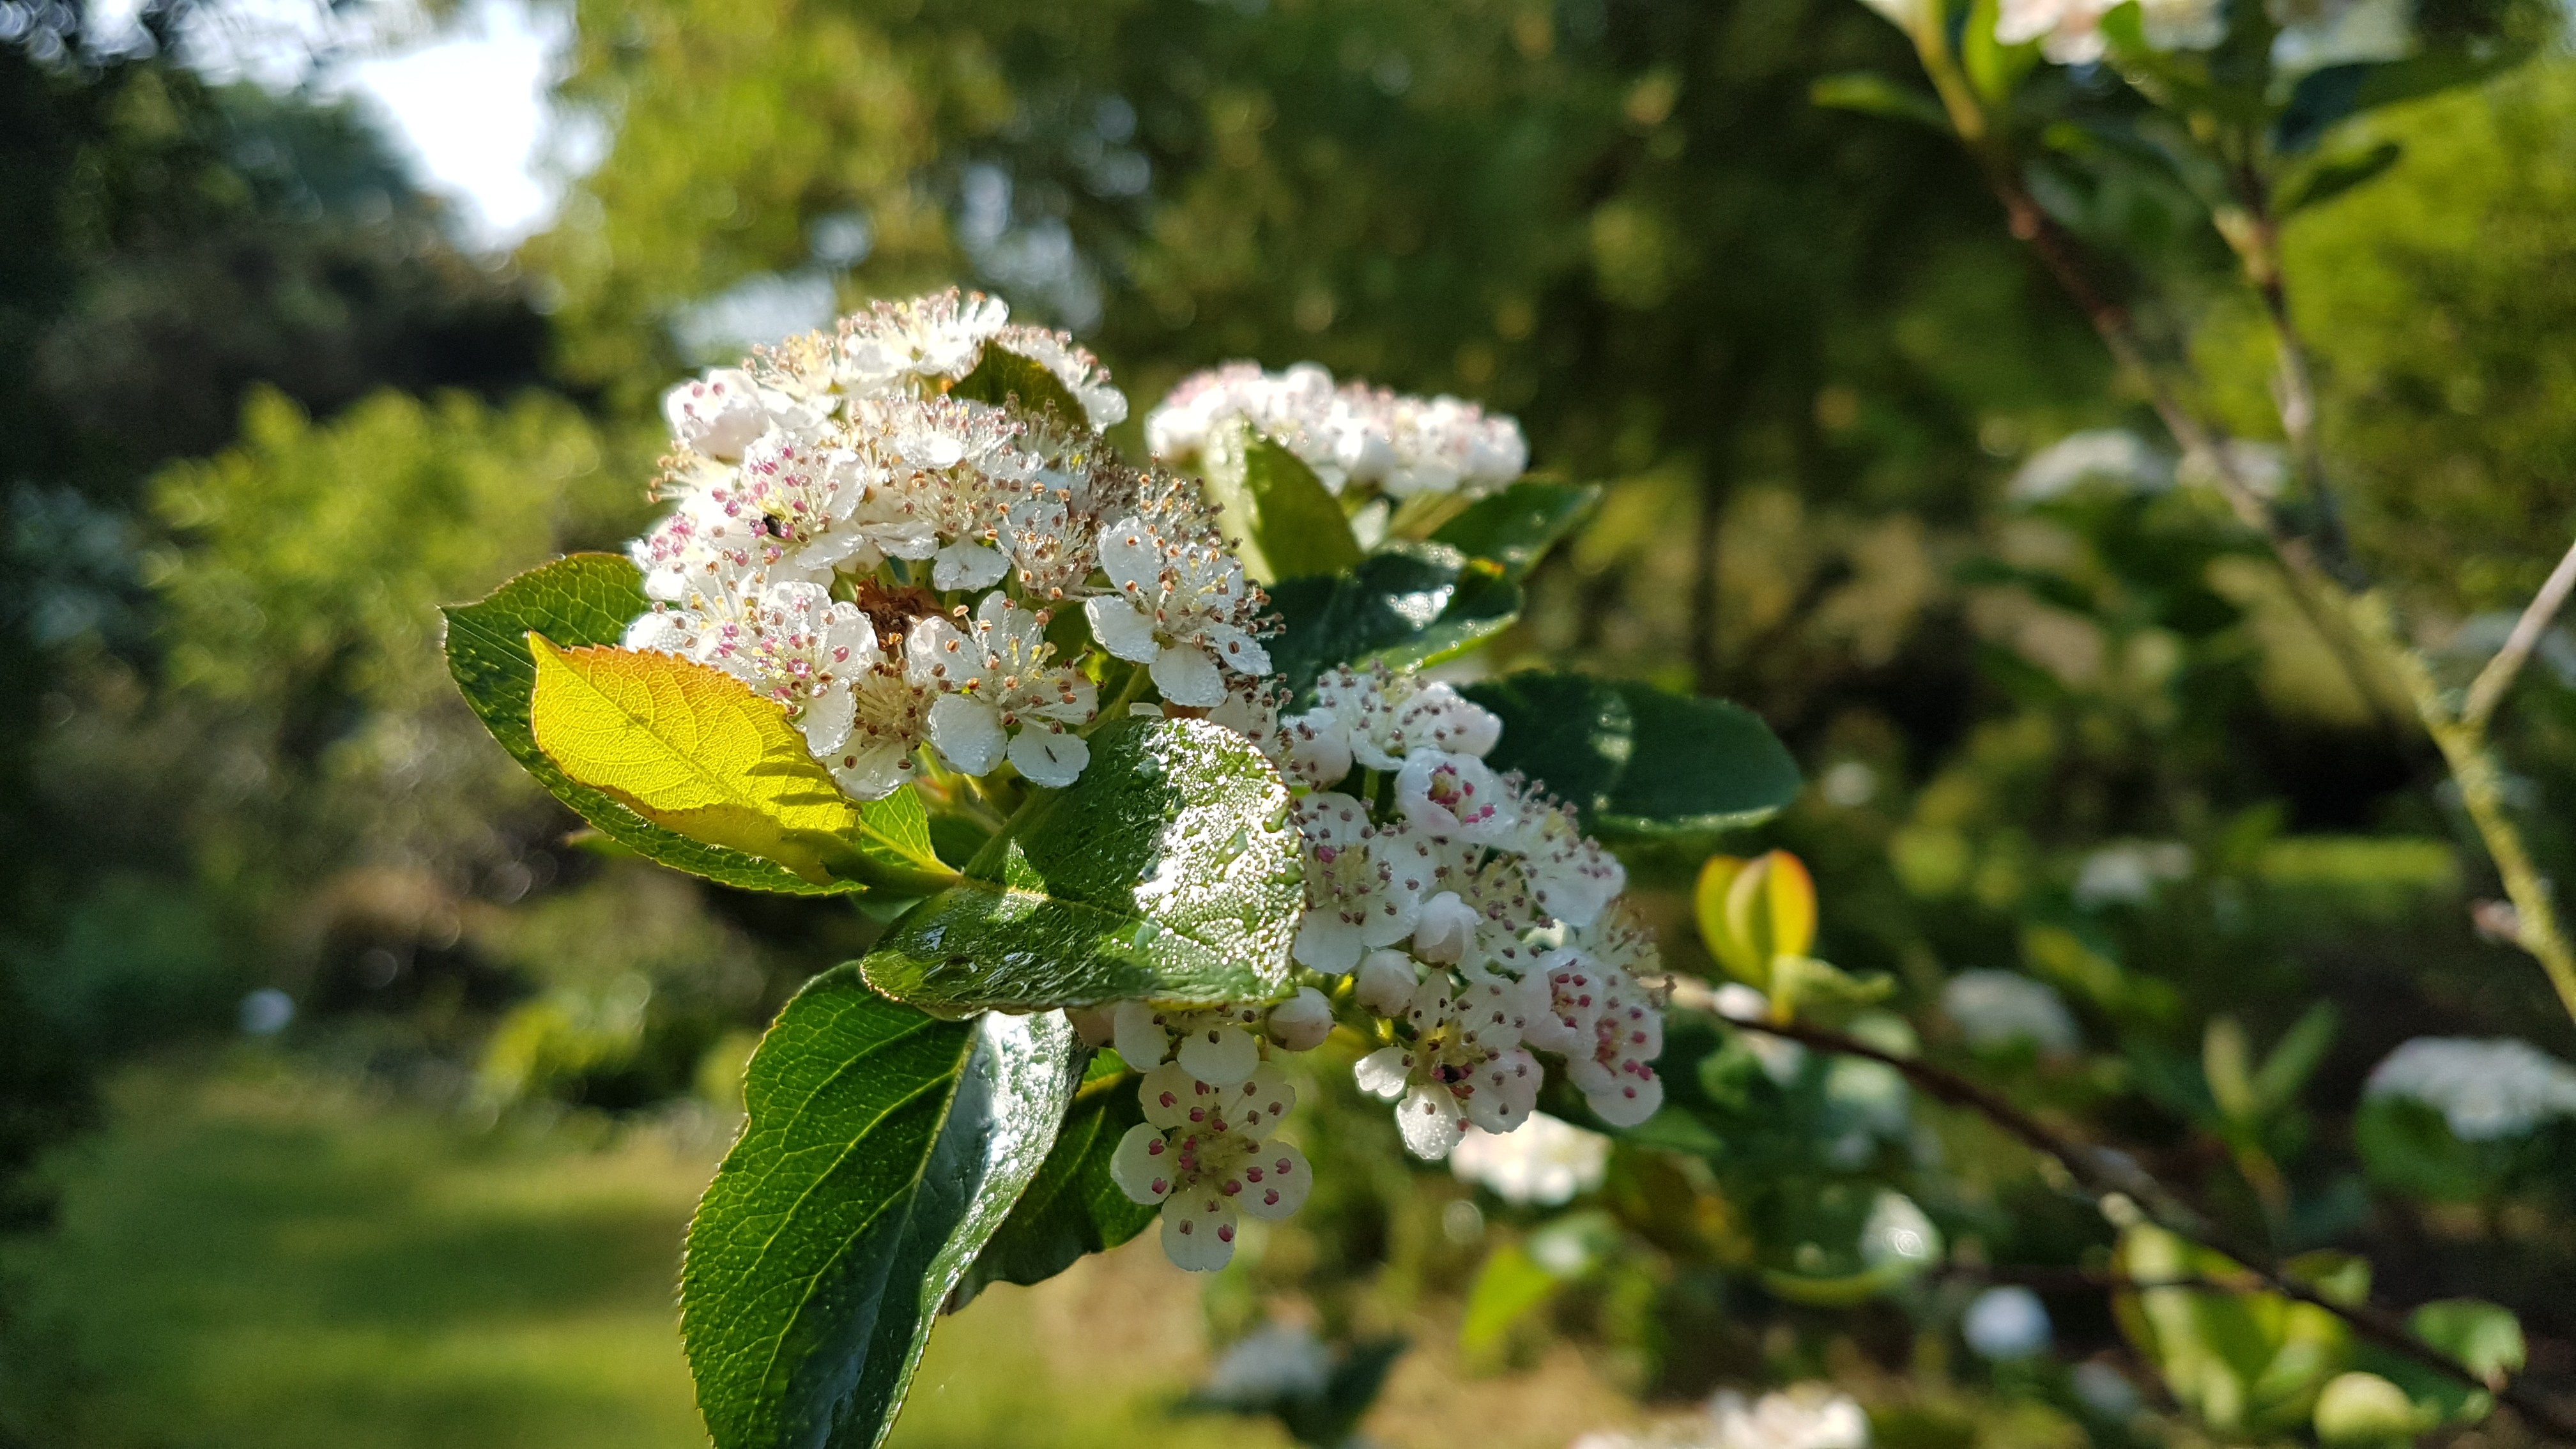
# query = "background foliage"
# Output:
<box><xmin>6</xmin><ymin>0</ymin><xmax>2576</xmax><ymax>1445</ymax></box>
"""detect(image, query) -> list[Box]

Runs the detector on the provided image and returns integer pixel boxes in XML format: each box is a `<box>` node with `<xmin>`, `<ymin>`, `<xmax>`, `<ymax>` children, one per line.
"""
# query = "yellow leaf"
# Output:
<box><xmin>1694</xmin><ymin>855</ymin><xmax>1756</xmax><ymax>977</ymax></box>
<box><xmin>527</xmin><ymin>635</ymin><xmax>863</xmax><ymax>885</ymax></box>
<box><xmin>1698</xmin><ymin>850</ymin><xmax>1819</xmax><ymax>989</ymax></box>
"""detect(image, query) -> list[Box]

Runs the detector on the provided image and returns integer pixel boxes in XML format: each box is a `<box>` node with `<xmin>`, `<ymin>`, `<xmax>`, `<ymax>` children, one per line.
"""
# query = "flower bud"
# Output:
<box><xmin>1266</xmin><ymin>988</ymin><xmax>1335</xmax><ymax>1051</ymax></box>
<box><xmin>1411</xmin><ymin>891</ymin><xmax>1478</xmax><ymax>964</ymax></box>
<box><xmin>1068</xmin><ymin>1004</ymin><xmax>1117</xmax><ymax>1048</ymax></box>
<box><xmin>1354</xmin><ymin>949</ymin><xmax>1419</xmax><ymax>1015</ymax></box>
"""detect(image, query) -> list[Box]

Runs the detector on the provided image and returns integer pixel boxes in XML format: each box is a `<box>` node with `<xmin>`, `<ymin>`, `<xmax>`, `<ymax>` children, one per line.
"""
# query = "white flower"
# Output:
<box><xmin>718</xmin><ymin>429</ymin><xmax>871</xmax><ymax>574</ymax></box>
<box><xmin>1265</xmin><ymin>988</ymin><xmax>1335</xmax><ymax>1052</ymax></box>
<box><xmin>2073</xmin><ymin>840</ymin><xmax>2192</xmax><ymax>908</ymax></box>
<box><xmin>1200</xmin><ymin>1323</ymin><xmax>1330</xmax><ymax>1406</ymax></box>
<box><xmin>1395</xmin><ymin>750</ymin><xmax>1517</xmax><ymax>841</ymax></box>
<box><xmin>1512</xmin><ymin>793</ymin><xmax>1626</xmax><ymax>929</ymax></box>
<box><xmin>1964</xmin><ymin>1286</ymin><xmax>2053</xmax><ymax>1359</ymax></box>
<box><xmin>1113</xmin><ymin>999</ymin><xmax>1268</xmax><ymax>1086</ymax></box>
<box><xmin>662</xmin><ymin>367</ymin><xmax>772</xmax><ymax>459</ymax></box>
<box><xmin>839</xmin><ymin>288</ymin><xmax>1009</xmax><ymax>394</ymax></box>
<box><xmin>1112</xmin><ymin>1061</ymin><xmax>1310</xmax><ymax>1271</ymax></box>
<box><xmin>2365</xmin><ymin>1037</ymin><xmax>2576</xmax><ymax>1140</ymax></box>
<box><xmin>703</xmin><ymin>580</ymin><xmax>881</xmax><ymax>754</ymax></box>
<box><xmin>1146</xmin><ymin>361</ymin><xmax>1527</xmax><ymax>500</ymax></box>
<box><xmin>1353</xmin><ymin>948</ymin><xmax>1420</xmax><ymax>1015</ymax></box>
<box><xmin>1356</xmin><ymin>974</ymin><xmax>1541</xmax><ymax>1158</ymax></box>
<box><xmin>1279</xmin><ymin>706</ymin><xmax>1357</xmax><ymax>787</ymax></box>
<box><xmin>822</xmin><ymin>663</ymin><xmax>935</xmax><ymax>800</ymax></box>
<box><xmin>1291</xmin><ymin>793</ymin><xmax>1423</xmax><ymax>973</ymax></box>
<box><xmin>1449</xmin><ymin>1112</ymin><xmax>1612</xmax><ymax>1206</ymax></box>
<box><xmin>2009</xmin><ymin>429</ymin><xmax>2175</xmax><ymax>503</ymax></box>
<box><xmin>906</xmin><ymin>594</ymin><xmax>1096</xmax><ymax>786</ymax></box>
<box><xmin>1305</xmin><ymin>667</ymin><xmax>1501</xmax><ymax>771</ymax></box>
<box><xmin>1940</xmin><ymin>970</ymin><xmax>2080</xmax><ymax>1055</ymax></box>
<box><xmin>1085</xmin><ymin>514</ymin><xmax>1271</xmax><ymax>706</ymax></box>
<box><xmin>1520</xmin><ymin>947</ymin><xmax>1609</xmax><ymax>1056</ymax></box>
<box><xmin>1207</xmin><ymin>678</ymin><xmax>1288</xmax><ymax>769</ymax></box>
<box><xmin>1564</xmin><ymin>966</ymin><xmax>1665</xmax><ymax>1128</ymax></box>
<box><xmin>1996</xmin><ymin>0</ymin><xmax>2117</xmax><ymax>63</ymax></box>
<box><xmin>991</xmin><ymin>324</ymin><xmax>1129</xmax><ymax>429</ymax></box>
<box><xmin>1708</xmin><ymin>1386</ymin><xmax>1870</xmax><ymax>1449</ymax></box>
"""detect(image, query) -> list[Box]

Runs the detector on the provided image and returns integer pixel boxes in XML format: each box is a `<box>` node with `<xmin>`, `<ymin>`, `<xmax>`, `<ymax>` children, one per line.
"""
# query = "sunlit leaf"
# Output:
<box><xmin>682</xmin><ymin>971</ymin><xmax>1078</xmax><ymax>1449</ymax></box>
<box><xmin>443</xmin><ymin>553</ymin><xmax>905</xmax><ymax>896</ymax></box>
<box><xmin>1266</xmin><ymin>546</ymin><xmax>1522</xmax><ymax>695</ymax></box>
<box><xmin>1462</xmin><ymin>672</ymin><xmax>1803</xmax><ymax>841</ymax></box>
<box><xmin>1429</xmin><ymin>480</ymin><xmax>1599</xmax><ymax>580</ymax></box>
<box><xmin>958</xmin><ymin>1057</ymin><xmax>1156</xmax><ymax>1298</ymax></box>
<box><xmin>528</xmin><ymin>636</ymin><xmax>948</xmax><ymax>891</ymax></box>
<box><xmin>1202</xmin><ymin>429</ymin><xmax>1365</xmax><ymax>583</ymax></box>
<box><xmin>857</xmin><ymin>717</ymin><xmax>1303</xmax><ymax>1010</ymax></box>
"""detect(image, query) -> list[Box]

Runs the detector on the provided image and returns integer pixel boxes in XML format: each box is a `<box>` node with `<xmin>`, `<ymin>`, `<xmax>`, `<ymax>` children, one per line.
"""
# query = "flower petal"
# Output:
<box><xmin>1160</xmin><ymin>1191</ymin><xmax>1239</xmax><ymax>1272</ymax></box>
<box><xmin>1112</xmin><ymin>1000</ymin><xmax>1170</xmax><ymax>1071</ymax></box>
<box><xmin>1082</xmin><ymin>595</ymin><xmax>1160</xmax><ymax>664</ymax></box>
<box><xmin>1110</xmin><ymin>1123</ymin><xmax>1176</xmax><ymax>1205</ymax></box>
<box><xmin>1238</xmin><ymin>1140</ymin><xmax>1312</xmax><ymax>1220</ymax></box>
<box><xmin>1354</xmin><ymin>1045</ymin><xmax>1414</xmax><ymax>1101</ymax></box>
<box><xmin>1008</xmin><ymin>728</ymin><xmax>1090</xmax><ymax>787</ymax></box>
<box><xmin>1150</xmin><ymin>643</ymin><xmax>1226</xmax><ymax>707</ymax></box>
<box><xmin>1175</xmin><ymin>1020</ymin><xmax>1261</xmax><ymax>1087</ymax></box>
<box><xmin>1397</xmin><ymin>1084</ymin><xmax>1469</xmax><ymax>1160</ymax></box>
<box><xmin>926</xmin><ymin>694</ymin><xmax>1007</xmax><ymax>775</ymax></box>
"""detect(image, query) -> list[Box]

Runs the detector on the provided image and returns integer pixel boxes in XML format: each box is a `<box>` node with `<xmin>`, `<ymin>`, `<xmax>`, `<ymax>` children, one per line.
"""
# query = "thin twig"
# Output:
<box><xmin>1700</xmin><ymin>1005</ymin><xmax>2576</xmax><ymax>1441</ymax></box>
<box><xmin>2465</xmin><ymin>533</ymin><xmax>2576</xmax><ymax>730</ymax></box>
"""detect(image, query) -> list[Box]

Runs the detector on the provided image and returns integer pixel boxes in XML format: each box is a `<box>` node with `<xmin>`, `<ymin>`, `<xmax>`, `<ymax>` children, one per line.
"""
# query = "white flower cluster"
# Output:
<box><xmin>2365</xmin><ymin>1036</ymin><xmax>2576</xmax><ymax>1141</ymax></box>
<box><xmin>1571</xmin><ymin>1384</ymin><xmax>1871</xmax><ymax>1449</ymax></box>
<box><xmin>1146</xmin><ymin>360</ymin><xmax>1529</xmax><ymax>500</ymax></box>
<box><xmin>1995</xmin><ymin>0</ymin><xmax>2220</xmax><ymax>63</ymax></box>
<box><xmin>1107</xmin><ymin>662</ymin><xmax>1666</xmax><ymax>1270</ymax></box>
<box><xmin>1451</xmin><ymin>1111</ymin><xmax>1613</xmax><ymax>1206</ymax></box>
<box><xmin>621</xmin><ymin>291</ymin><xmax>1270</xmax><ymax>798</ymax></box>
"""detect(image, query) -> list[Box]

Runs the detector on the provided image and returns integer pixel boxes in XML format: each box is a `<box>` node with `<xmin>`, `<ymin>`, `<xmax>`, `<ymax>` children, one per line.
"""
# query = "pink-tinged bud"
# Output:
<box><xmin>1354</xmin><ymin>949</ymin><xmax>1419</xmax><ymax>1015</ymax></box>
<box><xmin>1265</xmin><ymin>987</ymin><xmax>1335</xmax><ymax>1051</ymax></box>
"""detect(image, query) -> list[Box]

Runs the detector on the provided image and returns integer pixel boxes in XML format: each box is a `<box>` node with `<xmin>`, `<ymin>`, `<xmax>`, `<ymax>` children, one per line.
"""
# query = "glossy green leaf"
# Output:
<box><xmin>959</xmin><ymin>1059</ymin><xmax>1156</xmax><ymax>1297</ymax></box>
<box><xmin>1810</xmin><ymin>72</ymin><xmax>1952</xmax><ymax>132</ymax></box>
<box><xmin>2276</xmin><ymin>46</ymin><xmax>2534</xmax><ymax>154</ymax></box>
<box><xmin>1429</xmin><ymin>480</ymin><xmax>1600</xmax><ymax>580</ymax></box>
<box><xmin>445</xmin><ymin>553</ymin><xmax>928</xmax><ymax>896</ymax></box>
<box><xmin>1461</xmin><ymin>672</ymin><xmax>1803</xmax><ymax>840</ymax></box>
<box><xmin>1266</xmin><ymin>545</ymin><xmax>1522</xmax><ymax>696</ymax></box>
<box><xmin>1202</xmin><ymin>429</ymin><xmax>1365</xmax><ymax>584</ymax></box>
<box><xmin>680</xmin><ymin>970</ymin><xmax>1078</xmax><ymax>1449</ymax></box>
<box><xmin>858</xmin><ymin>717</ymin><xmax>1302</xmax><ymax>1011</ymax></box>
<box><xmin>2279</xmin><ymin>141</ymin><xmax>2403</xmax><ymax>215</ymax></box>
<box><xmin>951</xmin><ymin>342</ymin><xmax>1088</xmax><ymax>422</ymax></box>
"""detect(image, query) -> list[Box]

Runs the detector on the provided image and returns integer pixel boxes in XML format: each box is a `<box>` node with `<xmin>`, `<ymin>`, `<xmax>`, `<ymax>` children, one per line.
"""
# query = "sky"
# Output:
<box><xmin>87</xmin><ymin>0</ymin><xmax>577</xmax><ymax>250</ymax></box>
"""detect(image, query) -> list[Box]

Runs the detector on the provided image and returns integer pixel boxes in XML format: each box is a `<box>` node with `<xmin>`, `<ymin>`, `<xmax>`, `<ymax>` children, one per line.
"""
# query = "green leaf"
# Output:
<box><xmin>680</xmin><ymin>970</ymin><xmax>1078</xmax><ymax>1449</ymax></box>
<box><xmin>1461</xmin><ymin>672</ymin><xmax>1804</xmax><ymax>841</ymax></box>
<box><xmin>528</xmin><ymin>638</ymin><xmax>952</xmax><ymax>893</ymax></box>
<box><xmin>1810</xmin><ymin>72</ymin><xmax>1953</xmax><ymax>132</ymax></box>
<box><xmin>1265</xmin><ymin>546</ymin><xmax>1522</xmax><ymax>695</ymax></box>
<box><xmin>444</xmin><ymin>554</ymin><xmax>919</xmax><ymax>897</ymax></box>
<box><xmin>1961</xmin><ymin>0</ymin><xmax>2041</xmax><ymax>106</ymax></box>
<box><xmin>2409</xmin><ymin>1299</ymin><xmax>2524</xmax><ymax>1382</ymax></box>
<box><xmin>950</xmin><ymin>342</ymin><xmax>1088</xmax><ymax>422</ymax></box>
<box><xmin>2275</xmin><ymin>45</ymin><xmax>2534</xmax><ymax>154</ymax></box>
<box><xmin>958</xmin><ymin>1060</ymin><xmax>1157</xmax><ymax>1297</ymax></box>
<box><xmin>2278</xmin><ymin>141</ymin><xmax>2403</xmax><ymax>215</ymax></box>
<box><xmin>1429</xmin><ymin>480</ymin><xmax>1600</xmax><ymax>580</ymax></box>
<box><xmin>1459</xmin><ymin>1244</ymin><xmax>1564</xmax><ymax>1359</ymax></box>
<box><xmin>858</xmin><ymin>717</ymin><xmax>1303</xmax><ymax>1011</ymax></box>
<box><xmin>1202</xmin><ymin>428</ymin><xmax>1365</xmax><ymax>584</ymax></box>
<box><xmin>2250</xmin><ymin>1002</ymin><xmax>2339</xmax><ymax>1114</ymax></box>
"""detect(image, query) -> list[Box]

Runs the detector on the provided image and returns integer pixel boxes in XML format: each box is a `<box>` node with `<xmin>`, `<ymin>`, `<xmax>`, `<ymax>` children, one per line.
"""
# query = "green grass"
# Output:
<box><xmin>0</xmin><ymin>1052</ymin><xmax>1286</xmax><ymax>1449</ymax></box>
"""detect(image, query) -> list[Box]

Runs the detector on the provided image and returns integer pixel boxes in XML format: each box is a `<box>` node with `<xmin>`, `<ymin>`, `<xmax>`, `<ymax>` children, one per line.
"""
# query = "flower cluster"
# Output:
<box><xmin>1108</xmin><ymin>661</ymin><xmax>1666</xmax><ymax>1269</ymax></box>
<box><xmin>622</xmin><ymin>295</ymin><xmax>1661</xmax><ymax>1278</ymax></box>
<box><xmin>1995</xmin><ymin>0</ymin><xmax>2220</xmax><ymax>62</ymax></box>
<box><xmin>621</xmin><ymin>291</ymin><xmax>1269</xmax><ymax>797</ymax></box>
<box><xmin>1145</xmin><ymin>360</ymin><xmax>1529</xmax><ymax>500</ymax></box>
<box><xmin>2365</xmin><ymin>1036</ymin><xmax>2576</xmax><ymax>1140</ymax></box>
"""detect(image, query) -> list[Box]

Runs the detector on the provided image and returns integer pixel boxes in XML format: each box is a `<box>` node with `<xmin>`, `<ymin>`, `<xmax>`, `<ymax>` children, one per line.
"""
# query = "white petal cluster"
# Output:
<box><xmin>1570</xmin><ymin>1384</ymin><xmax>1871</xmax><ymax>1449</ymax></box>
<box><xmin>1146</xmin><ymin>360</ymin><xmax>1529</xmax><ymax>500</ymax></box>
<box><xmin>618</xmin><ymin>291</ymin><xmax>1271</xmax><ymax>800</ymax></box>
<box><xmin>1450</xmin><ymin>1111</ymin><xmax>1613</xmax><ymax>1206</ymax></box>
<box><xmin>2365</xmin><ymin>1036</ymin><xmax>2576</xmax><ymax>1140</ymax></box>
<box><xmin>1994</xmin><ymin>0</ymin><xmax>2221</xmax><ymax>61</ymax></box>
<box><xmin>1103</xmin><ymin>659</ymin><xmax>1664</xmax><ymax>1270</ymax></box>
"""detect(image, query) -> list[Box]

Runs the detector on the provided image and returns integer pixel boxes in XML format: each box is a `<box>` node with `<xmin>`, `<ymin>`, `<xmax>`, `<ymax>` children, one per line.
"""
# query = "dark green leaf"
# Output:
<box><xmin>1204</xmin><ymin>430</ymin><xmax>1365</xmax><ymax>583</ymax></box>
<box><xmin>859</xmin><ymin>717</ymin><xmax>1302</xmax><ymax>1011</ymax></box>
<box><xmin>1429</xmin><ymin>480</ymin><xmax>1600</xmax><ymax>580</ymax></box>
<box><xmin>1463</xmin><ymin>672</ymin><xmax>1803</xmax><ymax>841</ymax></box>
<box><xmin>1266</xmin><ymin>546</ymin><xmax>1522</xmax><ymax>696</ymax></box>
<box><xmin>2278</xmin><ymin>141</ymin><xmax>2402</xmax><ymax>215</ymax></box>
<box><xmin>2276</xmin><ymin>46</ymin><xmax>2533</xmax><ymax>153</ymax></box>
<box><xmin>959</xmin><ymin>1061</ymin><xmax>1156</xmax><ymax>1297</ymax></box>
<box><xmin>1810</xmin><ymin>72</ymin><xmax>1953</xmax><ymax>132</ymax></box>
<box><xmin>681</xmin><ymin>970</ymin><xmax>1078</xmax><ymax>1449</ymax></box>
<box><xmin>951</xmin><ymin>342</ymin><xmax>1088</xmax><ymax>421</ymax></box>
<box><xmin>444</xmin><ymin>553</ymin><xmax>930</xmax><ymax>897</ymax></box>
